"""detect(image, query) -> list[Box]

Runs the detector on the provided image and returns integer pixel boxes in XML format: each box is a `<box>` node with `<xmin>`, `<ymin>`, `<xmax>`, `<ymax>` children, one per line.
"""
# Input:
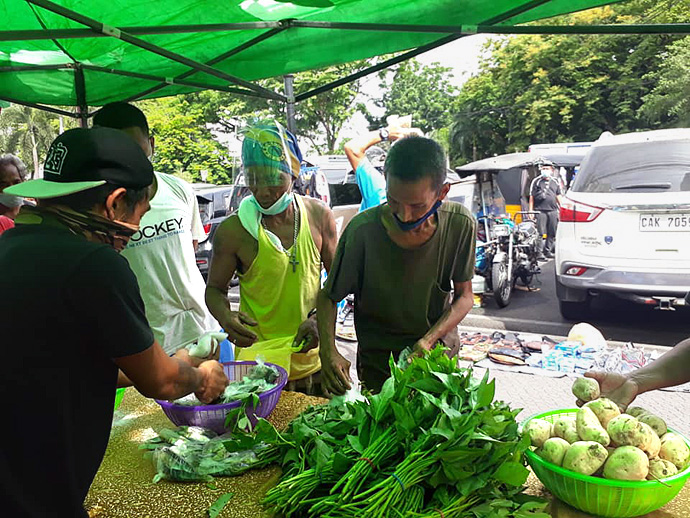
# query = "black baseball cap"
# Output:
<box><xmin>5</xmin><ymin>127</ymin><xmax>153</xmax><ymax>199</ymax></box>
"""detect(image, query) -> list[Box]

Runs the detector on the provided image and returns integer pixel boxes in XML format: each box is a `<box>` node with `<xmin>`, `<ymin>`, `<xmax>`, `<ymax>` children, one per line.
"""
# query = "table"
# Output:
<box><xmin>86</xmin><ymin>389</ymin><xmax>690</xmax><ymax>518</ymax></box>
<box><xmin>85</xmin><ymin>389</ymin><xmax>325</xmax><ymax>518</ymax></box>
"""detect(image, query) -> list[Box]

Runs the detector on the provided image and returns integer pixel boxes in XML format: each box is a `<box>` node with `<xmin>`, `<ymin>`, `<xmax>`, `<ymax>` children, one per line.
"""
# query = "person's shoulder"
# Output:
<box><xmin>344</xmin><ymin>205</ymin><xmax>381</xmax><ymax>234</ymax></box>
<box><xmin>440</xmin><ymin>200</ymin><xmax>474</xmax><ymax>222</ymax></box>
<box><xmin>156</xmin><ymin>172</ymin><xmax>195</xmax><ymax>201</ymax></box>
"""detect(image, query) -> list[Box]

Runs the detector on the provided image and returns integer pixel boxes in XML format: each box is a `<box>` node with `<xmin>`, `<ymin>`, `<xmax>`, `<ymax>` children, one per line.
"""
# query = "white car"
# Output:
<box><xmin>555</xmin><ymin>129</ymin><xmax>690</xmax><ymax>320</ymax></box>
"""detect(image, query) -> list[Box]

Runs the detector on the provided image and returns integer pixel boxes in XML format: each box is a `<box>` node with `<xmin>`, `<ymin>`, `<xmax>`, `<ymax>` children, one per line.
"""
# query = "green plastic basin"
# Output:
<box><xmin>114</xmin><ymin>387</ymin><xmax>126</xmax><ymax>410</ymax></box>
<box><xmin>523</xmin><ymin>409</ymin><xmax>690</xmax><ymax>517</ymax></box>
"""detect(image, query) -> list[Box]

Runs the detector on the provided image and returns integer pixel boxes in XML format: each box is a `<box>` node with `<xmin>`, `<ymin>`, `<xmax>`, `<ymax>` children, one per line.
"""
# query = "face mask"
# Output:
<box><xmin>251</xmin><ymin>191</ymin><xmax>294</xmax><ymax>216</ymax></box>
<box><xmin>540</xmin><ymin>169</ymin><xmax>551</xmax><ymax>177</ymax></box>
<box><xmin>0</xmin><ymin>192</ymin><xmax>24</xmax><ymax>208</ymax></box>
<box><xmin>393</xmin><ymin>200</ymin><xmax>442</xmax><ymax>232</ymax></box>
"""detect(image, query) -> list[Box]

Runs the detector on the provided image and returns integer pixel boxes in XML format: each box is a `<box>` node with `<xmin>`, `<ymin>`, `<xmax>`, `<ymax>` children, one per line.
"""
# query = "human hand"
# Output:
<box><xmin>321</xmin><ymin>350</ymin><xmax>352</xmax><ymax>397</ymax></box>
<box><xmin>388</xmin><ymin>126</ymin><xmax>423</xmax><ymax>142</ymax></box>
<box><xmin>292</xmin><ymin>317</ymin><xmax>319</xmax><ymax>353</ymax></box>
<box><xmin>412</xmin><ymin>337</ymin><xmax>434</xmax><ymax>356</ymax></box>
<box><xmin>576</xmin><ymin>371</ymin><xmax>639</xmax><ymax>411</ymax></box>
<box><xmin>194</xmin><ymin>360</ymin><xmax>229</xmax><ymax>404</ymax></box>
<box><xmin>224</xmin><ymin>311</ymin><xmax>258</xmax><ymax>348</ymax></box>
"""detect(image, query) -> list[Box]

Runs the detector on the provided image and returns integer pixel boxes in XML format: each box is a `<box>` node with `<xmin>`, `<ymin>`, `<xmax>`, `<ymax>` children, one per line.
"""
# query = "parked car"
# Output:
<box><xmin>193</xmin><ymin>183</ymin><xmax>242</xmax><ymax>280</ymax></box>
<box><xmin>555</xmin><ymin>129</ymin><xmax>690</xmax><ymax>320</ymax></box>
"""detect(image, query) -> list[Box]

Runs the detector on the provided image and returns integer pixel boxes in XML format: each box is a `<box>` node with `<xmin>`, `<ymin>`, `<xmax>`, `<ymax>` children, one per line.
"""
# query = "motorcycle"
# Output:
<box><xmin>476</xmin><ymin>211</ymin><xmax>541</xmax><ymax>307</ymax></box>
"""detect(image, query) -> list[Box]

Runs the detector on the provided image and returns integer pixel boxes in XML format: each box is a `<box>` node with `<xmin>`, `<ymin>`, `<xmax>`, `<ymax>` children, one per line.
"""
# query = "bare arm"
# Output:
<box><xmin>205</xmin><ymin>217</ymin><xmax>258</xmax><ymax>347</ymax></box>
<box><xmin>319</xmin><ymin>204</ymin><xmax>338</xmax><ymax>274</ymax></box>
<box><xmin>529</xmin><ymin>195</ymin><xmax>535</xmax><ymax>212</ymax></box>
<box><xmin>344</xmin><ymin>131</ymin><xmax>382</xmax><ymax>171</ymax></box>
<box><xmin>416</xmin><ymin>280</ymin><xmax>474</xmax><ymax>351</ymax></box>
<box><xmin>317</xmin><ymin>287</ymin><xmax>351</xmax><ymax>395</ymax></box>
<box><xmin>114</xmin><ymin>340</ymin><xmax>228</xmax><ymax>402</ymax></box>
<box><xmin>193</xmin><ymin>239</ymin><xmax>199</xmax><ymax>252</ymax></box>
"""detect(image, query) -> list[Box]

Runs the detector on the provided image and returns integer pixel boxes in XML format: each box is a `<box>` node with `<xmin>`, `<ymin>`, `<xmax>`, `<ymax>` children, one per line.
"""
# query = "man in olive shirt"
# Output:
<box><xmin>317</xmin><ymin>137</ymin><xmax>476</xmax><ymax>393</ymax></box>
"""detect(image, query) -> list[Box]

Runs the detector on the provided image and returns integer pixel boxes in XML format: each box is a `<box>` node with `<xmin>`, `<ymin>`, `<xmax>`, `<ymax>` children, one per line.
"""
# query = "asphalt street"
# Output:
<box><xmin>466</xmin><ymin>259</ymin><xmax>689</xmax><ymax>347</ymax></box>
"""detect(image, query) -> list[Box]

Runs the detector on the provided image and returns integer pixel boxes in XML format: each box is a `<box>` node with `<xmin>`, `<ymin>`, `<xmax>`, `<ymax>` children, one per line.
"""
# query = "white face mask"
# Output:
<box><xmin>0</xmin><ymin>192</ymin><xmax>24</xmax><ymax>208</ymax></box>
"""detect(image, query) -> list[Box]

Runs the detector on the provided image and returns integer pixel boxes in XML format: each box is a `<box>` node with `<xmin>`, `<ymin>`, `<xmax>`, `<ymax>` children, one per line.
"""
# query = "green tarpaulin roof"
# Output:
<box><xmin>1</xmin><ymin>0</ymin><xmax>689</xmax><ymax>115</ymax></box>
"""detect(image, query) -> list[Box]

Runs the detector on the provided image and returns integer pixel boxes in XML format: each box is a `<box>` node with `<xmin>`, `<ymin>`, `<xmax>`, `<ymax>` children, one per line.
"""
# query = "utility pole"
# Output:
<box><xmin>283</xmin><ymin>74</ymin><xmax>296</xmax><ymax>135</ymax></box>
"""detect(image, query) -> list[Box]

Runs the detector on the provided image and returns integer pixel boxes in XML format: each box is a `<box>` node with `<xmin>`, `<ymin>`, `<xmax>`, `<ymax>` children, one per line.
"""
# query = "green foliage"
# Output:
<box><xmin>367</xmin><ymin>59</ymin><xmax>458</xmax><ymax>134</ymax></box>
<box><xmin>451</xmin><ymin>0</ymin><xmax>690</xmax><ymax>164</ymax></box>
<box><xmin>0</xmin><ymin>104</ymin><xmax>77</xmax><ymax>177</ymax></box>
<box><xmin>138</xmin><ymin>96</ymin><xmax>235</xmax><ymax>185</ymax></box>
<box><xmin>641</xmin><ymin>36</ymin><xmax>690</xmax><ymax>126</ymax></box>
<box><xmin>223</xmin><ymin>347</ymin><xmax>544</xmax><ymax>518</ymax></box>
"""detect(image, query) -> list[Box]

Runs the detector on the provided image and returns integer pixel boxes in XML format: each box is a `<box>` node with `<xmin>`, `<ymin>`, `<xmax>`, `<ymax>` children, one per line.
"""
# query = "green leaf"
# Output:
<box><xmin>314</xmin><ymin>437</ymin><xmax>333</xmax><ymax>472</ymax></box>
<box><xmin>408</xmin><ymin>377</ymin><xmax>447</xmax><ymax>394</ymax></box>
<box><xmin>471</xmin><ymin>376</ymin><xmax>496</xmax><ymax>409</ymax></box>
<box><xmin>494</xmin><ymin>461</ymin><xmax>530</xmax><ymax>487</ymax></box>
<box><xmin>208</xmin><ymin>492</ymin><xmax>234</xmax><ymax>518</ymax></box>
<box><xmin>346</xmin><ymin>434</ymin><xmax>363</xmax><ymax>454</ymax></box>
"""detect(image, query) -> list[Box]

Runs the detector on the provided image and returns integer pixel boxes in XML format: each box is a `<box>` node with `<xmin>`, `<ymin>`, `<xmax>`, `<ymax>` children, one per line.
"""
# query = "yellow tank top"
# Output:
<box><xmin>236</xmin><ymin>195</ymin><xmax>321</xmax><ymax>380</ymax></box>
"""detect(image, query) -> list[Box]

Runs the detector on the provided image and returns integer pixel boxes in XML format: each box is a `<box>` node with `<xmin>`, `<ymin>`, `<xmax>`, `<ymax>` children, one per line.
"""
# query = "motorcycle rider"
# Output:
<box><xmin>529</xmin><ymin>159</ymin><xmax>563</xmax><ymax>260</ymax></box>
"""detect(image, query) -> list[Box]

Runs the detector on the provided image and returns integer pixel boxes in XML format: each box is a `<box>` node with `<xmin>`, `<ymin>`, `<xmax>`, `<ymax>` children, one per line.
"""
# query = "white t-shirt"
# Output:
<box><xmin>121</xmin><ymin>172</ymin><xmax>217</xmax><ymax>354</ymax></box>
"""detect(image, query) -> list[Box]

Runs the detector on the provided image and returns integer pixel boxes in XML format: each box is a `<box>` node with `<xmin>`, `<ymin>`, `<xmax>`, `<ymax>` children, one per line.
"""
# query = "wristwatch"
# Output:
<box><xmin>378</xmin><ymin>128</ymin><xmax>390</xmax><ymax>141</ymax></box>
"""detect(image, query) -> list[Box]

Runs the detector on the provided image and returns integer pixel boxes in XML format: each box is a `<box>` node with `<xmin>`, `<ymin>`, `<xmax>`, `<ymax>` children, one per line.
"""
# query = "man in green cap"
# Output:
<box><xmin>206</xmin><ymin>123</ymin><xmax>338</xmax><ymax>393</ymax></box>
<box><xmin>0</xmin><ymin>128</ymin><xmax>228</xmax><ymax>518</ymax></box>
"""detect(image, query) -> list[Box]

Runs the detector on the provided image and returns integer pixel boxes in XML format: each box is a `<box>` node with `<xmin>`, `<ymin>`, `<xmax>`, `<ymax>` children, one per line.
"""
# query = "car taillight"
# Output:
<box><xmin>560</xmin><ymin>198</ymin><xmax>603</xmax><ymax>223</ymax></box>
<box><xmin>565</xmin><ymin>266</ymin><xmax>588</xmax><ymax>276</ymax></box>
<box><xmin>203</xmin><ymin>223</ymin><xmax>212</xmax><ymax>234</ymax></box>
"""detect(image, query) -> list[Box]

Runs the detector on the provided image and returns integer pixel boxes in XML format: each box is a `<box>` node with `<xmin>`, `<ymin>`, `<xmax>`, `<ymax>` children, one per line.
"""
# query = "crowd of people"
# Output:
<box><xmin>1</xmin><ymin>103</ymin><xmax>688</xmax><ymax>517</ymax></box>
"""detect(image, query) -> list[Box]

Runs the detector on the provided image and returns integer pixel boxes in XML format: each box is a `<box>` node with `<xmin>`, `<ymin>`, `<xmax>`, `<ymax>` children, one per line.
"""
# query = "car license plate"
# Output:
<box><xmin>639</xmin><ymin>213</ymin><xmax>690</xmax><ymax>232</ymax></box>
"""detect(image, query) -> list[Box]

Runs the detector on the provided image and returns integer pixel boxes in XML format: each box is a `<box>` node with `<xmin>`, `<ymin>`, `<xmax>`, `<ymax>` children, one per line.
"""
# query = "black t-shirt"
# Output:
<box><xmin>0</xmin><ymin>223</ymin><xmax>153</xmax><ymax>517</ymax></box>
<box><xmin>530</xmin><ymin>176</ymin><xmax>562</xmax><ymax>211</ymax></box>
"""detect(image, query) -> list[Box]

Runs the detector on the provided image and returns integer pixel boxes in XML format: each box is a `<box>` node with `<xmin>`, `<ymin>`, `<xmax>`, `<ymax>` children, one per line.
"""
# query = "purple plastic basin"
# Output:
<box><xmin>155</xmin><ymin>361</ymin><xmax>288</xmax><ymax>434</ymax></box>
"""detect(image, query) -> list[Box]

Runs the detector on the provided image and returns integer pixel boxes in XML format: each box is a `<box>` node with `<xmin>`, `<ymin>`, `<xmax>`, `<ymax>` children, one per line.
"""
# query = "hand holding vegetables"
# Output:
<box><xmin>576</xmin><ymin>372</ymin><xmax>639</xmax><ymax>410</ymax></box>
<box><xmin>194</xmin><ymin>361</ymin><xmax>229</xmax><ymax>404</ymax></box>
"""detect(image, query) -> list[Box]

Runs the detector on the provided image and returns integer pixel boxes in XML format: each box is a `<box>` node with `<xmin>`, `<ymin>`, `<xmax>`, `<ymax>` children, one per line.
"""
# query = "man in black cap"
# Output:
<box><xmin>0</xmin><ymin>127</ymin><xmax>228</xmax><ymax>518</ymax></box>
<box><xmin>529</xmin><ymin>160</ymin><xmax>563</xmax><ymax>259</ymax></box>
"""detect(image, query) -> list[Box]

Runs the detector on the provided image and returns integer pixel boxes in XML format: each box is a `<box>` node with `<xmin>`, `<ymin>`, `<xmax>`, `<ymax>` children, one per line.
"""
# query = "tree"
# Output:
<box><xmin>366</xmin><ymin>59</ymin><xmax>458</xmax><ymax>134</ymax></box>
<box><xmin>0</xmin><ymin>105</ymin><xmax>70</xmax><ymax>177</ymax></box>
<box><xmin>450</xmin><ymin>0</ymin><xmax>690</xmax><ymax>164</ymax></box>
<box><xmin>640</xmin><ymin>37</ymin><xmax>690</xmax><ymax>126</ymax></box>
<box><xmin>138</xmin><ymin>96</ymin><xmax>235</xmax><ymax>184</ymax></box>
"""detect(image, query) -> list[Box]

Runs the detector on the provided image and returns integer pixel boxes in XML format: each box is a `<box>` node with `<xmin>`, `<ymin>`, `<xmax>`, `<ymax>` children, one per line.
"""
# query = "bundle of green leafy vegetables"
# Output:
<box><xmin>221</xmin><ymin>347</ymin><xmax>549</xmax><ymax>518</ymax></box>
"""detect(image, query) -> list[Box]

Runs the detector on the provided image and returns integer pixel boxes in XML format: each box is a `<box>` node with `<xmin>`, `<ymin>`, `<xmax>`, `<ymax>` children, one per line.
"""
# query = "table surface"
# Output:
<box><xmin>86</xmin><ymin>389</ymin><xmax>690</xmax><ymax>518</ymax></box>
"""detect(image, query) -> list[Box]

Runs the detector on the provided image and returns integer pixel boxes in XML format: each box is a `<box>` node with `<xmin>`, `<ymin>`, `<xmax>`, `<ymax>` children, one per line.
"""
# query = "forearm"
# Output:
<box><xmin>149</xmin><ymin>358</ymin><xmax>204</xmax><ymax>401</ymax></box>
<box><xmin>629</xmin><ymin>338</ymin><xmax>690</xmax><ymax>394</ymax></box>
<box><xmin>422</xmin><ymin>289</ymin><xmax>473</xmax><ymax>347</ymax></box>
<box><xmin>206</xmin><ymin>285</ymin><xmax>234</xmax><ymax>330</ymax></box>
<box><xmin>344</xmin><ymin>131</ymin><xmax>381</xmax><ymax>170</ymax></box>
<box><xmin>316</xmin><ymin>288</ymin><xmax>339</xmax><ymax>359</ymax></box>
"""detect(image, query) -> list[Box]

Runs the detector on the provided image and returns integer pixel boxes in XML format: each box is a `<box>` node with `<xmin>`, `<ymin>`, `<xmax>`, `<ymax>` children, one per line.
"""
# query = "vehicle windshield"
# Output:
<box><xmin>572</xmin><ymin>140</ymin><xmax>690</xmax><ymax>193</ymax></box>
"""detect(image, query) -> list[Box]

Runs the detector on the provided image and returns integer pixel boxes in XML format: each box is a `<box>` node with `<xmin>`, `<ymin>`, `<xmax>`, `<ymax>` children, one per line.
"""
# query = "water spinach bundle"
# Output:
<box><xmin>223</xmin><ymin>347</ymin><xmax>548</xmax><ymax>518</ymax></box>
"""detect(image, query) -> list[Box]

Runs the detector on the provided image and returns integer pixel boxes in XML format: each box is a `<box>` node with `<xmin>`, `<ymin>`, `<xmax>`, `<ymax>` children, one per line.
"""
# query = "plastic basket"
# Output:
<box><xmin>523</xmin><ymin>409</ymin><xmax>690</xmax><ymax>517</ymax></box>
<box><xmin>114</xmin><ymin>387</ymin><xmax>126</xmax><ymax>410</ymax></box>
<box><xmin>155</xmin><ymin>361</ymin><xmax>288</xmax><ymax>434</ymax></box>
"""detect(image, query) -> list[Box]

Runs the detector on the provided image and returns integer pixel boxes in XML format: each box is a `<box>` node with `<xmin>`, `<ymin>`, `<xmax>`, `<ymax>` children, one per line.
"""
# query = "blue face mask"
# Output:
<box><xmin>251</xmin><ymin>191</ymin><xmax>294</xmax><ymax>215</ymax></box>
<box><xmin>393</xmin><ymin>200</ymin><xmax>443</xmax><ymax>232</ymax></box>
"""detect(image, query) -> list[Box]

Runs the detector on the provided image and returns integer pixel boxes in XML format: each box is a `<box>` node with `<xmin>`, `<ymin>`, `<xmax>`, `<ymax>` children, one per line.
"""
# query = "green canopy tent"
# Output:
<box><xmin>2</xmin><ymin>0</ymin><xmax>690</xmax><ymax>125</ymax></box>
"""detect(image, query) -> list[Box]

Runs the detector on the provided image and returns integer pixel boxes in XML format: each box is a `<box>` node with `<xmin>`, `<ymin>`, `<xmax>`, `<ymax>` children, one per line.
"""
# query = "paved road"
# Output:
<box><xmin>465</xmin><ymin>259</ymin><xmax>689</xmax><ymax>347</ymax></box>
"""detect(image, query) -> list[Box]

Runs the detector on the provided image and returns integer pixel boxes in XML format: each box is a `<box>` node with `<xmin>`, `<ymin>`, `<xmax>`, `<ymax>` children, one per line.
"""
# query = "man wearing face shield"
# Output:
<box><xmin>0</xmin><ymin>154</ymin><xmax>28</xmax><ymax>235</ymax></box>
<box><xmin>317</xmin><ymin>136</ymin><xmax>477</xmax><ymax>394</ymax></box>
<box><xmin>206</xmin><ymin>123</ymin><xmax>338</xmax><ymax>393</ymax></box>
<box><xmin>0</xmin><ymin>128</ymin><xmax>228</xmax><ymax>517</ymax></box>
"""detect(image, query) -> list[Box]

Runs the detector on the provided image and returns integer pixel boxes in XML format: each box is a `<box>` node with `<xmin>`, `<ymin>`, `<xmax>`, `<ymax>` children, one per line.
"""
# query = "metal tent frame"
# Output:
<box><xmin>1</xmin><ymin>0</ymin><xmax>689</xmax><ymax>126</ymax></box>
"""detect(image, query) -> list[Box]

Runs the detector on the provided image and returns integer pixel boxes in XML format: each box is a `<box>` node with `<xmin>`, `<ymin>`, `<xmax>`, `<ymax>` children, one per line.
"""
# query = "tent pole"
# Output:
<box><xmin>123</xmin><ymin>26</ymin><xmax>286</xmax><ymax>102</ymax></box>
<box><xmin>25</xmin><ymin>0</ymin><xmax>286</xmax><ymax>101</ymax></box>
<box><xmin>74</xmin><ymin>65</ymin><xmax>88</xmax><ymax>127</ymax></box>
<box><xmin>284</xmin><ymin>75</ymin><xmax>297</xmax><ymax>135</ymax></box>
<box><xmin>0</xmin><ymin>96</ymin><xmax>77</xmax><ymax>118</ymax></box>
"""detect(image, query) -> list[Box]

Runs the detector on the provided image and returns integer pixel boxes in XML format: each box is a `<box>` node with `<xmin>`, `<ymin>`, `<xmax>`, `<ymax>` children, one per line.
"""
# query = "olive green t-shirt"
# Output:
<box><xmin>324</xmin><ymin>201</ymin><xmax>476</xmax><ymax>391</ymax></box>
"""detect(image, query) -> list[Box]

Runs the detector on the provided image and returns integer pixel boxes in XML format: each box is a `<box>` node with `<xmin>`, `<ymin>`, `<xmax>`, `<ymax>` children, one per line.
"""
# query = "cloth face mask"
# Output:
<box><xmin>250</xmin><ymin>191</ymin><xmax>294</xmax><ymax>216</ymax></box>
<box><xmin>393</xmin><ymin>199</ymin><xmax>443</xmax><ymax>232</ymax></box>
<box><xmin>0</xmin><ymin>192</ymin><xmax>24</xmax><ymax>208</ymax></box>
